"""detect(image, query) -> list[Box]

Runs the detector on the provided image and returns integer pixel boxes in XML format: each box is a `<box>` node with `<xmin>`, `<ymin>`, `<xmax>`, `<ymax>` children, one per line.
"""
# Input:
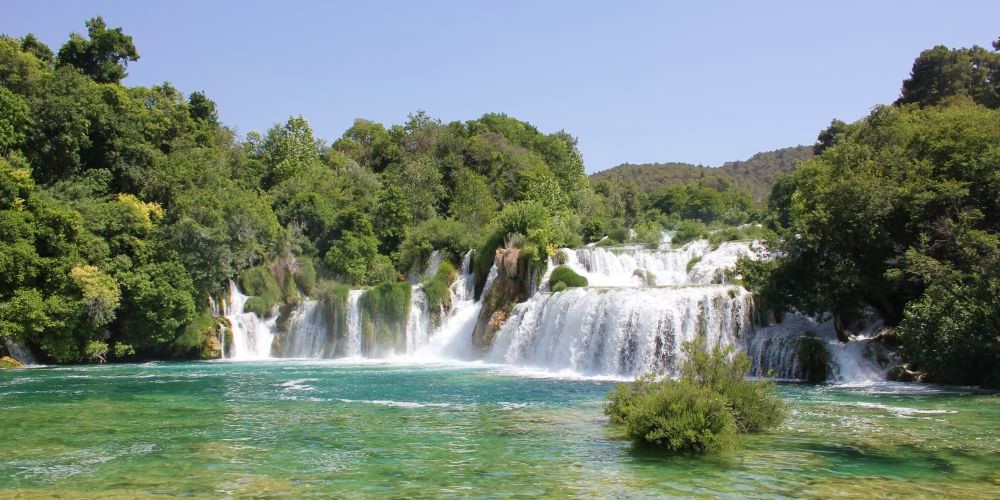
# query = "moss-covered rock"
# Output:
<box><xmin>423</xmin><ymin>262</ymin><xmax>457</xmax><ymax>327</ymax></box>
<box><xmin>471</xmin><ymin>247</ymin><xmax>543</xmax><ymax>350</ymax></box>
<box><xmin>548</xmin><ymin>265</ymin><xmax>588</xmax><ymax>291</ymax></box>
<box><xmin>0</xmin><ymin>356</ymin><xmax>23</xmax><ymax>369</ymax></box>
<box><xmin>797</xmin><ymin>333</ymin><xmax>831</xmax><ymax>383</ymax></box>
<box><xmin>887</xmin><ymin>363</ymin><xmax>927</xmax><ymax>383</ymax></box>
<box><xmin>360</xmin><ymin>282</ymin><xmax>411</xmax><ymax>356</ymax></box>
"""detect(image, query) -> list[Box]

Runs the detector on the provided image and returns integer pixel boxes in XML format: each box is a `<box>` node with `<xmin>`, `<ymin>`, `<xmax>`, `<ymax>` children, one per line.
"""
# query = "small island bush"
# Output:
<box><xmin>549</xmin><ymin>266</ymin><xmax>588</xmax><ymax>291</ymax></box>
<box><xmin>605</xmin><ymin>336</ymin><xmax>785</xmax><ymax>453</ymax></box>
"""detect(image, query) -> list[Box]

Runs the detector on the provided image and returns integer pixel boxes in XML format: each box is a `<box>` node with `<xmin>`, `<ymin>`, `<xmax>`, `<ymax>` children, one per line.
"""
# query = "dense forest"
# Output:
<box><xmin>1</xmin><ymin>17</ymin><xmax>998</xmax><ymax>389</ymax></box>
<box><xmin>742</xmin><ymin>37</ymin><xmax>1000</xmax><ymax>387</ymax></box>
<box><xmin>591</xmin><ymin>145</ymin><xmax>814</xmax><ymax>200</ymax></box>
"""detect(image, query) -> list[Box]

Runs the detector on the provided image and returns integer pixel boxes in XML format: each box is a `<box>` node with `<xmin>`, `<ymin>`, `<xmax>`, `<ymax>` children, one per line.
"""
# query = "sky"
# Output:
<box><xmin>4</xmin><ymin>1</ymin><xmax>999</xmax><ymax>173</ymax></box>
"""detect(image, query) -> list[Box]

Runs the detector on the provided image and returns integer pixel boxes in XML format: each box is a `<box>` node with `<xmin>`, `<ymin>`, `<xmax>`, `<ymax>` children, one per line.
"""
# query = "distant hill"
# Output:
<box><xmin>591</xmin><ymin>145</ymin><xmax>813</xmax><ymax>200</ymax></box>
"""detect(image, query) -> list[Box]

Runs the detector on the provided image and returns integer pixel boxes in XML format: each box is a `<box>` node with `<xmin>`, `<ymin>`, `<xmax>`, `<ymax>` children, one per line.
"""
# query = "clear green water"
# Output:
<box><xmin>1</xmin><ymin>361</ymin><xmax>998</xmax><ymax>498</ymax></box>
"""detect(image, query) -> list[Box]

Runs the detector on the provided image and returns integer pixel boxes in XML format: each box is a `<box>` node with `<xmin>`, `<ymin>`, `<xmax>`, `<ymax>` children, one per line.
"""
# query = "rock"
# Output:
<box><xmin>0</xmin><ymin>356</ymin><xmax>24</xmax><ymax>369</ymax></box>
<box><xmin>471</xmin><ymin>247</ymin><xmax>542</xmax><ymax>350</ymax></box>
<box><xmin>887</xmin><ymin>364</ymin><xmax>926</xmax><ymax>383</ymax></box>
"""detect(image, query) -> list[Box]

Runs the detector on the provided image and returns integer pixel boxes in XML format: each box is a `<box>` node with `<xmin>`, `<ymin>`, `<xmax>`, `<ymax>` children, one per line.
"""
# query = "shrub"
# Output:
<box><xmin>605</xmin><ymin>336</ymin><xmax>785</xmax><ymax>453</ymax></box>
<box><xmin>672</xmin><ymin>219</ymin><xmax>708</xmax><ymax>246</ymax></box>
<box><xmin>423</xmin><ymin>262</ymin><xmax>457</xmax><ymax>325</ymax></box>
<box><xmin>293</xmin><ymin>256</ymin><xmax>317</xmax><ymax>295</ymax></box>
<box><xmin>608</xmin><ymin>226</ymin><xmax>629</xmax><ymax>244</ymax></box>
<box><xmin>679</xmin><ymin>337</ymin><xmax>786</xmax><ymax>433</ymax></box>
<box><xmin>634</xmin><ymin>220</ymin><xmax>664</xmax><ymax>248</ymax></box>
<box><xmin>549</xmin><ymin>265</ymin><xmax>588</xmax><ymax>291</ymax></box>
<box><xmin>607</xmin><ymin>375</ymin><xmax>738</xmax><ymax>454</ymax></box>
<box><xmin>240</xmin><ymin>265</ymin><xmax>282</xmax><ymax>317</ymax></box>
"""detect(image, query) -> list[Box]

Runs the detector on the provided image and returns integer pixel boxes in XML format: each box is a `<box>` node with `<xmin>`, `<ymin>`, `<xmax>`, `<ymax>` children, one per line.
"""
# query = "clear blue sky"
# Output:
<box><xmin>5</xmin><ymin>1</ymin><xmax>999</xmax><ymax>173</ymax></box>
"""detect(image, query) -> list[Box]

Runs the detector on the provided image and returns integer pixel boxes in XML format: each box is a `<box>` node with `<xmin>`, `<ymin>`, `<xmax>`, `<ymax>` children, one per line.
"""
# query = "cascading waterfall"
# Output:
<box><xmin>344</xmin><ymin>290</ymin><xmax>364</xmax><ymax>357</ymax></box>
<box><xmin>211</xmin><ymin>241</ymin><xmax>886</xmax><ymax>383</ymax></box>
<box><xmin>405</xmin><ymin>286</ymin><xmax>432</xmax><ymax>355</ymax></box>
<box><xmin>221</xmin><ymin>280</ymin><xmax>278</xmax><ymax>360</ymax></box>
<box><xmin>742</xmin><ymin>314</ymin><xmax>894</xmax><ymax>382</ymax></box>
<box><xmin>487</xmin><ymin>285</ymin><xmax>753</xmax><ymax>377</ymax></box>
<box><xmin>277</xmin><ymin>299</ymin><xmax>331</xmax><ymax>359</ymax></box>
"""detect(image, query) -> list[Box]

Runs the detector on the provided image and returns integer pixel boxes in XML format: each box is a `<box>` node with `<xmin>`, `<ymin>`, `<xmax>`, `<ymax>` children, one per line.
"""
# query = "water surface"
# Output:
<box><xmin>1</xmin><ymin>361</ymin><xmax>998</xmax><ymax>497</ymax></box>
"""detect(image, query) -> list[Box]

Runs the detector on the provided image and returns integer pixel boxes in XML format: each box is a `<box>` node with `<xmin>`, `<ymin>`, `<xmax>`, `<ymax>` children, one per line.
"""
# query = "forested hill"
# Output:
<box><xmin>591</xmin><ymin>145</ymin><xmax>813</xmax><ymax>199</ymax></box>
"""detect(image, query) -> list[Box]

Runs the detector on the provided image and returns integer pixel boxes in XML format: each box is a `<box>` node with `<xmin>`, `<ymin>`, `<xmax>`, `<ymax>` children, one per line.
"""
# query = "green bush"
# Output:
<box><xmin>293</xmin><ymin>256</ymin><xmax>317</xmax><ymax>295</ymax></box>
<box><xmin>606</xmin><ymin>375</ymin><xmax>738</xmax><ymax>454</ymax></box>
<box><xmin>423</xmin><ymin>262</ymin><xmax>457</xmax><ymax>325</ymax></box>
<box><xmin>239</xmin><ymin>265</ymin><xmax>282</xmax><ymax>317</ymax></box>
<box><xmin>549</xmin><ymin>265</ymin><xmax>588</xmax><ymax>291</ymax></box>
<box><xmin>605</xmin><ymin>336</ymin><xmax>785</xmax><ymax>453</ymax></box>
<box><xmin>672</xmin><ymin>219</ymin><xmax>708</xmax><ymax>246</ymax></box>
<box><xmin>608</xmin><ymin>226</ymin><xmax>629</xmax><ymax>244</ymax></box>
<box><xmin>634</xmin><ymin>220</ymin><xmax>664</xmax><ymax>248</ymax></box>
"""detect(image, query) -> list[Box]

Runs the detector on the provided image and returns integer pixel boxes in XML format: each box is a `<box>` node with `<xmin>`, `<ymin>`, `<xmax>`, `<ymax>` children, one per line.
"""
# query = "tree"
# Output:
<box><xmin>57</xmin><ymin>16</ymin><xmax>140</xmax><ymax>84</ymax></box>
<box><xmin>897</xmin><ymin>43</ymin><xmax>1000</xmax><ymax>109</ymax></box>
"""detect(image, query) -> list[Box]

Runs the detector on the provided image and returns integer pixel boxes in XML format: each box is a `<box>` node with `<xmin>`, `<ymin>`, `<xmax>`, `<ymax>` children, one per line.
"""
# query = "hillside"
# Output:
<box><xmin>591</xmin><ymin>145</ymin><xmax>813</xmax><ymax>199</ymax></box>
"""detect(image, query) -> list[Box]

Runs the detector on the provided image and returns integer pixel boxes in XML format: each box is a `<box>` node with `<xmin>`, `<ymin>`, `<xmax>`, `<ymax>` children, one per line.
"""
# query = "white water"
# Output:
<box><xmin>405</xmin><ymin>286</ymin><xmax>431</xmax><ymax>355</ymax></box>
<box><xmin>743</xmin><ymin>313</ymin><xmax>892</xmax><ymax>383</ymax></box>
<box><xmin>555</xmin><ymin>240</ymin><xmax>760</xmax><ymax>288</ymax></box>
<box><xmin>221</xmin><ymin>280</ymin><xmax>278</xmax><ymax>360</ymax></box>
<box><xmin>213</xmin><ymin>241</ymin><xmax>886</xmax><ymax>383</ymax></box>
<box><xmin>344</xmin><ymin>290</ymin><xmax>364</xmax><ymax>357</ymax></box>
<box><xmin>278</xmin><ymin>300</ymin><xmax>329</xmax><ymax>358</ymax></box>
<box><xmin>487</xmin><ymin>286</ymin><xmax>753</xmax><ymax>377</ymax></box>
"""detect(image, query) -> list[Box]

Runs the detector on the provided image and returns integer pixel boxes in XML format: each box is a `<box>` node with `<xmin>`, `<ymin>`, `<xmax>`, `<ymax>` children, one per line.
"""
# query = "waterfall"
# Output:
<box><xmin>344</xmin><ymin>290</ymin><xmax>364</xmax><ymax>357</ymax></box>
<box><xmin>3</xmin><ymin>338</ymin><xmax>36</xmax><ymax>365</ymax></box>
<box><xmin>742</xmin><ymin>314</ymin><xmax>893</xmax><ymax>382</ymax></box>
<box><xmin>221</xmin><ymin>280</ymin><xmax>277</xmax><ymax>360</ymax></box>
<box><xmin>211</xmin><ymin>240</ymin><xmax>887</xmax><ymax>383</ymax></box>
<box><xmin>405</xmin><ymin>286</ymin><xmax>432</xmax><ymax>354</ymax></box>
<box><xmin>487</xmin><ymin>286</ymin><xmax>753</xmax><ymax>377</ymax></box>
<box><xmin>559</xmin><ymin>240</ymin><xmax>758</xmax><ymax>288</ymax></box>
<box><xmin>277</xmin><ymin>300</ymin><xmax>331</xmax><ymax>358</ymax></box>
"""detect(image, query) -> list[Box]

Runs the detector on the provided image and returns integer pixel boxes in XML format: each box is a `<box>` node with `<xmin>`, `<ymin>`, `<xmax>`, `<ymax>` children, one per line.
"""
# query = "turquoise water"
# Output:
<box><xmin>1</xmin><ymin>361</ymin><xmax>998</xmax><ymax>497</ymax></box>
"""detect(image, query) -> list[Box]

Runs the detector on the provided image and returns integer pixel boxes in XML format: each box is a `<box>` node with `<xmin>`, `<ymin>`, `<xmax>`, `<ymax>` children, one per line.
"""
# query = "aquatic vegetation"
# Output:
<box><xmin>606</xmin><ymin>336</ymin><xmax>785</xmax><ymax>453</ymax></box>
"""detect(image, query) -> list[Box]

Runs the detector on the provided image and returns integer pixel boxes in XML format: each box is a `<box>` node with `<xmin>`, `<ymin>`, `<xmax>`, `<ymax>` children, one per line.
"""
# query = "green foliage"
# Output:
<box><xmin>592</xmin><ymin>146</ymin><xmax>813</xmax><ymax>200</ymax></box>
<box><xmin>633</xmin><ymin>220</ymin><xmax>663</xmax><ymax>248</ymax></box>
<box><xmin>671</xmin><ymin>219</ymin><xmax>707</xmax><ymax>246</ymax></box>
<box><xmin>706</xmin><ymin>225</ymin><xmax>769</xmax><ymax>246</ymax></box>
<box><xmin>57</xmin><ymin>17</ymin><xmax>139</xmax><ymax>84</ymax></box>
<box><xmin>397</xmin><ymin>218</ymin><xmax>474</xmax><ymax>277</ymax></box>
<box><xmin>548</xmin><ymin>266</ymin><xmax>588</xmax><ymax>291</ymax></box>
<box><xmin>897</xmin><ymin>42</ymin><xmax>1000</xmax><ymax>108</ymax></box>
<box><xmin>423</xmin><ymin>262</ymin><xmax>457</xmax><ymax>325</ymax></box>
<box><xmin>606</xmin><ymin>376</ymin><xmax>738</xmax><ymax>454</ymax></box>
<box><xmin>293</xmin><ymin>256</ymin><xmax>317</xmax><ymax>295</ymax></box>
<box><xmin>0</xmin><ymin>18</ymin><xmax>602</xmax><ymax>365</ymax></box>
<box><xmin>605</xmin><ymin>337</ymin><xmax>785</xmax><ymax>454</ymax></box>
<box><xmin>686</xmin><ymin>256</ymin><xmax>702</xmax><ymax>273</ymax></box>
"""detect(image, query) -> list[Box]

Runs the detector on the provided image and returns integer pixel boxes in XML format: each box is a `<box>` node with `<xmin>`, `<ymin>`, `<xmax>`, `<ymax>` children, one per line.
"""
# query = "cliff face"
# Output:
<box><xmin>471</xmin><ymin>247</ymin><xmax>541</xmax><ymax>350</ymax></box>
